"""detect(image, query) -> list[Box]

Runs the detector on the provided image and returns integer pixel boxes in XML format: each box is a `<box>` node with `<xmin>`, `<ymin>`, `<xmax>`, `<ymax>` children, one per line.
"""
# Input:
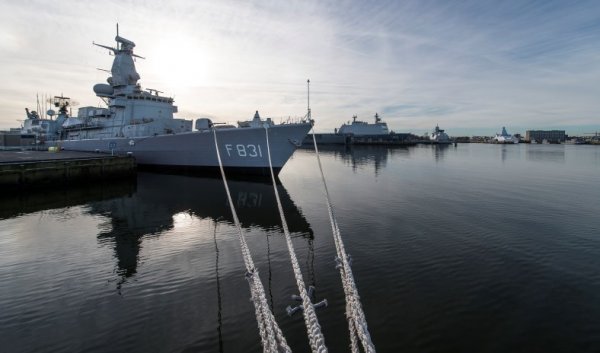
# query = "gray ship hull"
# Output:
<box><xmin>57</xmin><ymin>123</ymin><xmax>311</xmax><ymax>176</ymax></box>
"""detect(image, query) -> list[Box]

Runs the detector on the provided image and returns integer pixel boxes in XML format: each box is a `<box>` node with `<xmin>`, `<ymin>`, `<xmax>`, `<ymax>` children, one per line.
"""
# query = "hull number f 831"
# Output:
<box><xmin>225</xmin><ymin>144</ymin><xmax>263</xmax><ymax>158</ymax></box>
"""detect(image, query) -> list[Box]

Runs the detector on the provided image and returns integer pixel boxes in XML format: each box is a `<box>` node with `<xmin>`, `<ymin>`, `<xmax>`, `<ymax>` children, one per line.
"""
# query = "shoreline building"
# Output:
<box><xmin>525</xmin><ymin>130</ymin><xmax>566</xmax><ymax>143</ymax></box>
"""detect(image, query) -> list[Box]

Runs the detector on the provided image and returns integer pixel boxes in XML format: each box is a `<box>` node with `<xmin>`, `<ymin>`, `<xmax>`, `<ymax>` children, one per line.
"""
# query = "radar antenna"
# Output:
<box><xmin>92</xmin><ymin>24</ymin><xmax>145</xmax><ymax>59</ymax></box>
<box><xmin>53</xmin><ymin>95</ymin><xmax>71</xmax><ymax>115</ymax></box>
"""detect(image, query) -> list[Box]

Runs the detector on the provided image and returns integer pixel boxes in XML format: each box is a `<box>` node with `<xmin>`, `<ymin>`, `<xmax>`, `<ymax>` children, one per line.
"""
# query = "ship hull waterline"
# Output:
<box><xmin>53</xmin><ymin>123</ymin><xmax>312</xmax><ymax>176</ymax></box>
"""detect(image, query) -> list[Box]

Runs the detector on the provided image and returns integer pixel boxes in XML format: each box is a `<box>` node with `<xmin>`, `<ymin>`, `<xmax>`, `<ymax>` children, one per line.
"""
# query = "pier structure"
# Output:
<box><xmin>0</xmin><ymin>151</ymin><xmax>136</xmax><ymax>188</ymax></box>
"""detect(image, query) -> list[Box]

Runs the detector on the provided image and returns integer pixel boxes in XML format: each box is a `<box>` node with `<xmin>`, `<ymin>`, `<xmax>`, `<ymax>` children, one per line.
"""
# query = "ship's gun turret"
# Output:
<box><xmin>25</xmin><ymin>108</ymin><xmax>40</xmax><ymax>120</ymax></box>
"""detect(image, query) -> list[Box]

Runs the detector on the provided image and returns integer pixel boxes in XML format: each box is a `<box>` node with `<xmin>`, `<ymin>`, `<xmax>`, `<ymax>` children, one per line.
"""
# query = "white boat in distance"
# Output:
<box><xmin>45</xmin><ymin>31</ymin><xmax>311</xmax><ymax>175</ymax></box>
<box><xmin>429</xmin><ymin>125</ymin><xmax>452</xmax><ymax>144</ymax></box>
<box><xmin>493</xmin><ymin>127</ymin><xmax>519</xmax><ymax>144</ymax></box>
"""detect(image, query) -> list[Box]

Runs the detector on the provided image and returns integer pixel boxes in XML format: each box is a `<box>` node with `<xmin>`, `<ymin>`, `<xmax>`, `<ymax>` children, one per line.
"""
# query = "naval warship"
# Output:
<box><xmin>492</xmin><ymin>127</ymin><xmax>519</xmax><ymax>144</ymax></box>
<box><xmin>336</xmin><ymin>113</ymin><xmax>389</xmax><ymax>136</ymax></box>
<box><xmin>429</xmin><ymin>125</ymin><xmax>452</xmax><ymax>144</ymax></box>
<box><xmin>38</xmin><ymin>31</ymin><xmax>312</xmax><ymax>175</ymax></box>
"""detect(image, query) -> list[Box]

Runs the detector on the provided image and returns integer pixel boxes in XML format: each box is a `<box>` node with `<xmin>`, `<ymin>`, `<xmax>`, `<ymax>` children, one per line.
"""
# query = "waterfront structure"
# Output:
<box><xmin>0</xmin><ymin>151</ymin><xmax>135</xmax><ymax>187</ymax></box>
<box><xmin>525</xmin><ymin>130</ymin><xmax>566</xmax><ymax>143</ymax></box>
<box><xmin>22</xmin><ymin>30</ymin><xmax>311</xmax><ymax>175</ymax></box>
<box><xmin>470</xmin><ymin>136</ymin><xmax>491</xmax><ymax>143</ymax></box>
<box><xmin>493</xmin><ymin>127</ymin><xmax>519</xmax><ymax>144</ymax></box>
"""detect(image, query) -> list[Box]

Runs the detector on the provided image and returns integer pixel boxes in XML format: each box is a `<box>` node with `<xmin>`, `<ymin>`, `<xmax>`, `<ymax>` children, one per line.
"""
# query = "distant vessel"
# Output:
<box><xmin>565</xmin><ymin>138</ymin><xmax>585</xmax><ymax>145</ymax></box>
<box><xmin>304</xmin><ymin>112</ymin><xmax>415</xmax><ymax>145</ymax></box>
<box><xmin>493</xmin><ymin>127</ymin><xmax>519</xmax><ymax>144</ymax></box>
<box><xmin>429</xmin><ymin>125</ymin><xmax>452</xmax><ymax>144</ymax></box>
<box><xmin>337</xmin><ymin>113</ymin><xmax>389</xmax><ymax>136</ymax></box>
<box><xmin>29</xmin><ymin>29</ymin><xmax>311</xmax><ymax>175</ymax></box>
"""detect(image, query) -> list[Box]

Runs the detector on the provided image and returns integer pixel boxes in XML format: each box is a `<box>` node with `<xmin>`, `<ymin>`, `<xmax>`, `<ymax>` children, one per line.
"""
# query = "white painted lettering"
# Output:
<box><xmin>247</xmin><ymin>144</ymin><xmax>258</xmax><ymax>157</ymax></box>
<box><xmin>236</xmin><ymin>144</ymin><xmax>247</xmax><ymax>157</ymax></box>
<box><xmin>226</xmin><ymin>144</ymin><xmax>265</xmax><ymax>158</ymax></box>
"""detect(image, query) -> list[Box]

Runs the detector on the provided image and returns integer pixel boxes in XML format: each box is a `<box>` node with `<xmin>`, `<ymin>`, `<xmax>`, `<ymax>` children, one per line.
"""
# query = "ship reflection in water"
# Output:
<box><xmin>0</xmin><ymin>171</ymin><xmax>312</xmax><ymax>288</ymax></box>
<box><xmin>0</xmin><ymin>171</ymin><xmax>316</xmax><ymax>352</ymax></box>
<box><xmin>302</xmin><ymin>144</ymin><xmax>411</xmax><ymax>175</ymax></box>
<box><xmin>0</xmin><ymin>179</ymin><xmax>136</xmax><ymax>221</ymax></box>
<box><xmin>86</xmin><ymin>172</ymin><xmax>313</xmax><ymax>284</ymax></box>
<box><xmin>431</xmin><ymin>143</ymin><xmax>451</xmax><ymax>161</ymax></box>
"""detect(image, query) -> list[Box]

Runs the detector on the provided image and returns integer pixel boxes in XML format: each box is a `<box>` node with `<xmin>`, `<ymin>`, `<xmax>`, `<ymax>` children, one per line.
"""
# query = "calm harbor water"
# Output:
<box><xmin>1</xmin><ymin>143</ymin><xmax>599</xmax><ymax>352</ymax></box>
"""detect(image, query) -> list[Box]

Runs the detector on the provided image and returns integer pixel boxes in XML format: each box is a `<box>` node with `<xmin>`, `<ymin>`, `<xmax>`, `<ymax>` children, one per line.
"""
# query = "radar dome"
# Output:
<box><xmin>93</xmin><ymin>83</ymin><xmax>114</xmax><ymax>97</ymax></box>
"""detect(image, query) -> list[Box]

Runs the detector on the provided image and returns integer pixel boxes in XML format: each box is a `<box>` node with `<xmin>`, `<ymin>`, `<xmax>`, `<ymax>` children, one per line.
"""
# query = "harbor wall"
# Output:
<box><xmin>0</xmin><ymin>154</ymin><xmax>136</xmax><ymax>189</ymax></box>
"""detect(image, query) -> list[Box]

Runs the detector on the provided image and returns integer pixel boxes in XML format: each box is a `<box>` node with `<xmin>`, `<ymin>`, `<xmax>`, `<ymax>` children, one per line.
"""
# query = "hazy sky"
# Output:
<box><xmin>1</xmin><ymin>0</ymin><xmax>599</xmax><ymax>135</ymax></box>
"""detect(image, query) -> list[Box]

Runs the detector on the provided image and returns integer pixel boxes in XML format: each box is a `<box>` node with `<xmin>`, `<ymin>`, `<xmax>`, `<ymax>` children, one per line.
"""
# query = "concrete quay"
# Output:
<box><xmin>0</xmin><ymin>151</ymin><xmax>136</xmax><ymax>189</ymax></box>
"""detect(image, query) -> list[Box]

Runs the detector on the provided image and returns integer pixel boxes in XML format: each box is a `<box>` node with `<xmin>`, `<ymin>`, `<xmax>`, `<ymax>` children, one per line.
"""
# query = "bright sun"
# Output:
<box><xmin>146</xmin><ymin>33</ymin><xmax>209</xmax><ymax>91</ymax></box>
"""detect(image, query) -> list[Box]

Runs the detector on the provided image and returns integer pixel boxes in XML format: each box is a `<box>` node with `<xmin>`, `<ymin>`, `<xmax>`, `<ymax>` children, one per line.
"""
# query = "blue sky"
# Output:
<box><xmin>0</xmin><ymin>0</ymin><xmax>598</xmax><ymax>135</ymax></box>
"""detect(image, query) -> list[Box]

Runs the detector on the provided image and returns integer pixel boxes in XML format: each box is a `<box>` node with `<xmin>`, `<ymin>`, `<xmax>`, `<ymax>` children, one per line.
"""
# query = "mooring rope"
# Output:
<box><xmin>264</xmin><ymin>127</ymin><xmax>328</xmax><ymax>353</ymax></box>
<box><xmin>310</xmin><ymin>128</ymin><xmax>377</xmax><ymax>353</ymax></box>
<box><xmin>212</xmin><ymin>128</ymin><xmax>291</xmax><ymax>353</ymax></box>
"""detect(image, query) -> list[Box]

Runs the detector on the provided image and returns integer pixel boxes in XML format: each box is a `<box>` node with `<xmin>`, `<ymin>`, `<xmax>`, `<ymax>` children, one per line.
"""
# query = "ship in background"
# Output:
<box><xmin>428</xmin><ymin>125</ymin><xmax>452</xmax><ymax>144</ymax></box>
<box><xmin>492</xmin><ymin>127</ymin><xmax>519</xmax><ymax>144</ymax></box>
<box><xmin>22</xmin><ymin>28</ymin><xmax>312</xmax><ymax>176</ymax></box>
<box><xmin>336</xmin><ymin>113</ymin><xmax>389</xmax><ymax>136</ymax></box>
<box><xmin>305</xmin><ymin>113</ymin><xmax>416</xmax><ymax>145</ymax></box>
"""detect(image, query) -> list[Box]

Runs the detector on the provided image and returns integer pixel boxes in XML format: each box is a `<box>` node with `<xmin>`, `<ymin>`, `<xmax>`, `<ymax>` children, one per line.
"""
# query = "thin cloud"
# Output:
<box><xmin>0</xmin><ymin>0</ymin><xmax>598</xmax><ymax>135</ymax></box>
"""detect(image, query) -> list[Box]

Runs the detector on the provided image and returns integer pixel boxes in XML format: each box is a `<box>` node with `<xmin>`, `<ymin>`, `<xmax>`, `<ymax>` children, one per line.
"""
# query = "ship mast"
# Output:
<box><xmin>92</xmin><ymin>25</ymin><xmax>144</xmax><ymax>91</ymax></box>
<box><xmin>307</xmin><ymin>79</ymin><xmax>311</xmax><ymax>120</ymax></box>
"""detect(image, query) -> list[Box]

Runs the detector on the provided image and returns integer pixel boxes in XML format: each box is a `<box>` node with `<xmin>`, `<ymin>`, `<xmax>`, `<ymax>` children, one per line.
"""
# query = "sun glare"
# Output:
<box><xmin>146</xmin><ymin>34</ymin><xmax>209</xmax><ymax>91</ymax></box>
